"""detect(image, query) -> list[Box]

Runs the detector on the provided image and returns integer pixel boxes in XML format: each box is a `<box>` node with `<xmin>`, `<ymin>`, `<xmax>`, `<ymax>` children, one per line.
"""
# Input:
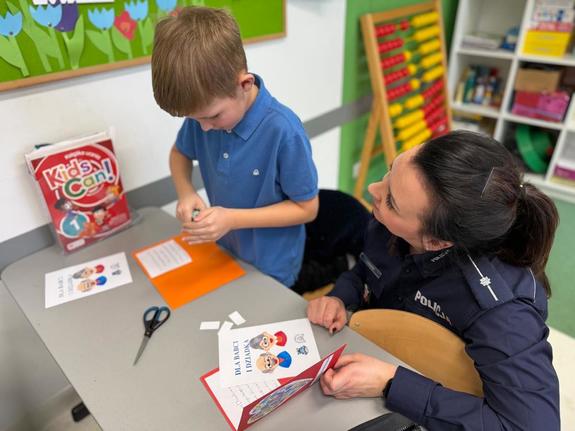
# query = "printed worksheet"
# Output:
<box><xmin>134</xmin><ymin>239</ymin><xmax>191</xmax><ymax>278</ymax></box>
<box><xmin>218</xmin><ymin>318</ymin><xmax>320</xmax><ymax>387</ymax></box>
<box><xmin>45</xmin><ymin>252</ymin><xmax>132</xmax><ymax>308</ymax></box>
<box><xmin>202</xmin><ymin>345</ymin><xmax>346</xmax><ymax>431</ymax></box>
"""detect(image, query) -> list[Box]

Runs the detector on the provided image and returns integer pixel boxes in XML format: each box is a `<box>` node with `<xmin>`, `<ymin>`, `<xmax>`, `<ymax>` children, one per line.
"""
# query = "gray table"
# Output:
<box><xmin>2</xmin><ymin>207</ymin><xmax>400</xmax><ymax>431</ymax></box>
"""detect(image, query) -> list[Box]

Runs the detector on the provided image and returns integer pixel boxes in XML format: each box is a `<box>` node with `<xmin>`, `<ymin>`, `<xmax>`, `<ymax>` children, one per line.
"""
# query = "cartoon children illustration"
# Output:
<box><xmin>104</xmin><ymin>184</ymin><xmax>122</xmax><ymax>206</ymax></box>
<box><xmin>72</xmin><ymin>264</ymin><xmax>105</xmax><ymax>279</ymax></box>
<box><xmin>256</xmin><ymin>351</ymin><xmax>292</xmax><ymax>374</ymax></box>
<box><xmin>92</xmin><ymin>206</ymin><xmax>108</xmax><ymax>226</ymax></box>
<box><xmin>249</xmin><ymin>331</ymin><xmax>287</xmax><ymax>351</ymax></box>
<box><xmin>76</xmin><ymin>276</ymin><xmax>107</xmax><ymax>292</ymax></box>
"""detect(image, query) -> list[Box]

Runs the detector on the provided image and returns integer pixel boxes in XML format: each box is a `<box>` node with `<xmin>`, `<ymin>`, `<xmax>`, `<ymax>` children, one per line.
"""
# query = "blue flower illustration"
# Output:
<box><xmin>0</xmin><ymin>11</ymin><xmax>23</xmax><ymax>36</ymax></box>
<box><xmin>156</xmin><ymin>0</ymin><xmax>177</xmax><ymax>13</ymax></box>
<box><xmin>125</xmin><ymin>0</ymin><xmax>149</xmax><ymax>21</ymax></box>
<box><xmin>88</xmin><ymin>8</ymin><xmax>115</xmax><ymax>31</ymax></box>
<box><xmin>29</xmin><ymin>4</ymin><xmax>62</xmax><ymax>28</ymax></box>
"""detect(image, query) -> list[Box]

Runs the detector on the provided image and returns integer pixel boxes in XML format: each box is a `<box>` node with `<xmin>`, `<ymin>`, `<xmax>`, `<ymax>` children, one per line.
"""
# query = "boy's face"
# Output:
<box><xmin>188</xmin><ymin>74</ymin><xmax>256</xmax><ymax>132</ymax></box>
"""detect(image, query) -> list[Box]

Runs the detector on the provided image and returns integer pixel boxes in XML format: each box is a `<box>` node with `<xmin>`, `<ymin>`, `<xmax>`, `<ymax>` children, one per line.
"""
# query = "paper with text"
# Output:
<box><xmin>134</xmin><ymin>239</ymin><xmax>191</xmax><ymax>278</ymax></box>
<box><xmin>218</xmin><ymin>319</ymin><xmax>319</xmax><ymax>387</ymax></box>
<box><xmin>45</xmin><ymin>252</ymin><xmax>132</xmax><ymax>308</ymax></box>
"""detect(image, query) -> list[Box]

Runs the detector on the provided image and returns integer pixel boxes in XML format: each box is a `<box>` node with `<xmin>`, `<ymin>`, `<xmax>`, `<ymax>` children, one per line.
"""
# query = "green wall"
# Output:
<box><xmin>339</xmin><ymin>0</ymin><xmax>459</xmax><ymax>198</ymax></box>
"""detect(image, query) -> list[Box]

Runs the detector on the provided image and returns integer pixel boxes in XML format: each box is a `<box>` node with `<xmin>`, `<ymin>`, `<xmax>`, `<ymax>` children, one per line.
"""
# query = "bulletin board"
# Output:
<box><xmin>0</xmin><ymin>0</ymin><xmax>285</xmax><ymax>91</ymax></box>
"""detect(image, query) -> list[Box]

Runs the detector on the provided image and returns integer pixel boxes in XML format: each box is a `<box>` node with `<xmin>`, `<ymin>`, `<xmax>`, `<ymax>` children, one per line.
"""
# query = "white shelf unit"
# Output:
<box><xmin>448</xmin><ymin>0</ymin><xmax>575</xmax><ymax>203</ymax></box>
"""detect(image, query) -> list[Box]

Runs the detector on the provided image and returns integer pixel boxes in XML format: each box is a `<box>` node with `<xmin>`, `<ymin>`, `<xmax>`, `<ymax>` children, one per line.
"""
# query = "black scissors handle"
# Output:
<box><xmin>143</xmin><ymin>306</ymin><xmax>170</xmax><ymax>337</ymax></box>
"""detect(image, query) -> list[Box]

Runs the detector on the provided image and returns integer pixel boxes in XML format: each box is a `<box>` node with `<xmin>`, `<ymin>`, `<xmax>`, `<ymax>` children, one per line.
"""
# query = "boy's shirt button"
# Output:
<box><xmin>223</xmin><ymin>152</ymin><xmax>229</xmax><ymax>159</ymax></box>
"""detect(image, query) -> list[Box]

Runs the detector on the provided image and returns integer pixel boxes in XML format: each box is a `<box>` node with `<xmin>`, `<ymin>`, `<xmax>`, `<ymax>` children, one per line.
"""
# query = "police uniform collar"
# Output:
<box><xmin>391</xmin><ymin>237</ymin><xmax>453</xmax><ymax>277</ymax></box>
<box><xmin>232</xmin><ymin>74</ymin><xmax>272</xmax><ymax>141</ymax></box>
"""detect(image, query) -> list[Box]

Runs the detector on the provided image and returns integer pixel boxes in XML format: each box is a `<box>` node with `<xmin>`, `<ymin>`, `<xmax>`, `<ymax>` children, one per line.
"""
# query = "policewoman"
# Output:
<box><xmin>307</xmin><ymin>131</ymin><xmax>560</xmax><ymax>430</ymax></box>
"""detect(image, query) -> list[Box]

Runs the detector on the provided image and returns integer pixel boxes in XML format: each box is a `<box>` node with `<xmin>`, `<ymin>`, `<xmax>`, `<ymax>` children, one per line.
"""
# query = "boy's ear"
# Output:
<box><xmin>239</xmin><ymin>72</ymin><xmax>255</xmax><ymax>92</ymax></box>
<box><xmin>422</xmin><ymin>234</ymin><xmax>453</xmax><ymax>252</ymax></box>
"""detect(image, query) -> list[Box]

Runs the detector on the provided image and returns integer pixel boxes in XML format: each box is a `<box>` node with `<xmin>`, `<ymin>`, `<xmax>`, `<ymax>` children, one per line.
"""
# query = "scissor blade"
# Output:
<box><xmin>133</xmin><ymin>336</ymin><xmax>150</xmax><ymax>366</ymax></box>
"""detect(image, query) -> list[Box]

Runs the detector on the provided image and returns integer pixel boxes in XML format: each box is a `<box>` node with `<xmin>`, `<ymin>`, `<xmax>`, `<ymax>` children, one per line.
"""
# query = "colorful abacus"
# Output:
<box><xmin>355</xmin><ymin>1</ymin><xmax>451</xmax><ymax>202</ymax></box>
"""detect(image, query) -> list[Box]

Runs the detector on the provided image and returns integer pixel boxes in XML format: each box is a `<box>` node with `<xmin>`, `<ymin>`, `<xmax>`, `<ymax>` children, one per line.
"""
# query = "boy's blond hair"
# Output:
<box><xmin>152</xmin><ymin>6</ymin><xmax>247</xmax><ymax>117</ymax></box>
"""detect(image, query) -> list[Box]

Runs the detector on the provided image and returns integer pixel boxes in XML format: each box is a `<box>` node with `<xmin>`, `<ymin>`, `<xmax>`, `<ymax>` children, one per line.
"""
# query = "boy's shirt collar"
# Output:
<box><xmin>232</xmin><ymin>74</ymin><xmax>272</xmax><ymax>141</ymax></box>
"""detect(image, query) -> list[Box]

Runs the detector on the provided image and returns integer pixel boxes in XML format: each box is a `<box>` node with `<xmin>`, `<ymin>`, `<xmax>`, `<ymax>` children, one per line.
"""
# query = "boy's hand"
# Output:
<box><xmin>176</xmin><ymin>193</ymin><xmax>207</xmax><ymax>223</ymax></box>
<box><xmin>320</xmin><ymin>353</ymin><xmax>397</xmax><ymax>399</ymax></box>
<box><xmin>307</xmin><ymin>296</ymin><xmax>347</xmax><ymax>334</ymax></box>
<box><xmin>181</xmin><ymin>207</ymin><xmax>233</xmax><ymax>244</ymax></box>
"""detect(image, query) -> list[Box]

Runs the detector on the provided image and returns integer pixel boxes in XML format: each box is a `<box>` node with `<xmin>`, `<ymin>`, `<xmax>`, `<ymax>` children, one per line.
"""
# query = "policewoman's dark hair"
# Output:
<box><xmin>412</xmin><ymin>130</ymin><xmax>558</xmax><ymax>296</ymax></box>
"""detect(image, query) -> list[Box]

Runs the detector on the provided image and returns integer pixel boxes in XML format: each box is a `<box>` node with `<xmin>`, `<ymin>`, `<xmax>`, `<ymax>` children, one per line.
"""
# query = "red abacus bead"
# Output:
<box><xmin>400</xmin><ymin>20</ymin><xmax>410</xmax><ymax>31</ymax></box>
<box><xmin>376</xmin><ymin>23</ymin><xmax>396</xmax><ymax>37</ymax></box>
<box><xmin>378</xmin><ymin>38</ymin><xmax>403</xmax><ymax>53</ymax></box>
<box><xmin>381</xmin><ymin>52</ymin><xmax>407</xmax><ymax>69</ymax></box>
<box><xmin>384</xmin><ymin>68</ymin><xmax>409</xmax><ymax>84</ymax></box>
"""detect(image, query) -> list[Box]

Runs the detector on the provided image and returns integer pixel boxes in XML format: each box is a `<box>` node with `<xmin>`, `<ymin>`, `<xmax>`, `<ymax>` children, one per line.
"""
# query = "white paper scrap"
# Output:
<box><xmin>228</xmin><ymin>311</ymin><xmax>246</xmax><ymax>326</ymax></box>
<box><xmin>218</xmin><ymin>321</ymin><xmax>234</xmax><ymax>334</ymax></box>
<box><xmin>200</xmin><ymin>321</ymin><xmax>221</xmax><ymax>330</ymax></box>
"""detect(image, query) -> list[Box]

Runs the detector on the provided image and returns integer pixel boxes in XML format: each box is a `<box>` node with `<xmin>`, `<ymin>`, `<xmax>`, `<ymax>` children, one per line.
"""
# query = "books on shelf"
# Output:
<box><xmin>455</xmin><ymin>65</ymin><xmax>503</xmax><ymax>107</ymax></box>
<box><xmin>25</xmin><ymin>130</ymin><xmax>132</xmax><ymax>253</ymax></box>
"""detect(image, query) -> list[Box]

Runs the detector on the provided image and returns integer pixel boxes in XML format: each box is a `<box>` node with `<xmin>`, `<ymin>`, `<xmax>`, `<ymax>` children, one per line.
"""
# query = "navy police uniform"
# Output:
<box><xmin>329</xmin><ymin>217</ymin><xmax>560</xmax><ymax>430</ymax></box>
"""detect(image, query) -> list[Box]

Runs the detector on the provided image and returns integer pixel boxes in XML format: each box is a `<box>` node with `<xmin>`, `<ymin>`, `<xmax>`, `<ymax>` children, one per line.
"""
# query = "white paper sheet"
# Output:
<box><xmin>134</xmin><ymin>239</ymin><xmax>191</xmax><ymax>278</ymax></box>
<box><xmin>45</xmin><ymin>252</ymin><xmax>132</xmax><ymax>308</ymax></box>
<box><xmin>204</xmin><ymin>370</ymin><xmax>280</xmax><ymax>429</ymax></box>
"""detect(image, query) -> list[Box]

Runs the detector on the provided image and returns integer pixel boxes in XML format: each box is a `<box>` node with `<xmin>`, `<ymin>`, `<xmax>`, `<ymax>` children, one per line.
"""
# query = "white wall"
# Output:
<box><xmin>0</xmin><ymin>1</ymin><xmax>346</xmax><ymax>429</ymax></box>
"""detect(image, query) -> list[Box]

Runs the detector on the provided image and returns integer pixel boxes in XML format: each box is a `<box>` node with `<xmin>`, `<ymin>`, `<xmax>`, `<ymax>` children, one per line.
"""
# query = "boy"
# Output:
<box><xmin>151</xmin><ymin>6</ymin><xmax>319</xmax><ymax>287</ymax></box>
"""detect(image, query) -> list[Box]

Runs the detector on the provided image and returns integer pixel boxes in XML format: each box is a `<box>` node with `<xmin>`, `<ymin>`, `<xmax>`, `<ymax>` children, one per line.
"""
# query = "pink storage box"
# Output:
<box><xmin>511</xmin><ymin>91</ymin><xmax>570</xmax><ymax>122</ymax></box>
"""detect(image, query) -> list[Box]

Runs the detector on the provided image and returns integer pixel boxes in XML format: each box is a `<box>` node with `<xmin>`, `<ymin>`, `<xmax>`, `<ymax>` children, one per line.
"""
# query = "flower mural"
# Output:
<box><xmin>124</xmin><ymin>0</ymin><xmax>153</xmax><ymax>55</ymax></box>
<box><xmin>112</xmin><ymin>11</ymin><xmax>137</xmax><ymax>59</ymax></box>
<box><xmin>156</xmin><ymin>0</ymin><xmax>178</xmax><ymax>14</ymax></box>
<box><xmin>86</xmin><ymin>7</ymin><xmax>117</xmax><ymax>62</ymax></box>
<box><xmin>88</xmin><ymin>8</ymin><xmax>115</xmax><ymax>31</ymax></box>
<box><xmin>29</xmin><ymin>3</ymin><xmax>62</xmax><ymax>28</ymax></box>
<box><xmin>0</xmin><ymin>11</ymin><xmax>29</xmax><ymax>76</ymax></box>
<box><xmin>0</xmin><ymin>10</ymin><xmax>23</xmax><ymax>36</ymax></box>
<box><xmin>29</xmin><ymin>3</ymin><xmax>65</xmax><ymax>68</ymax></box>
<box><xmin>0</xmin><ymin>0</ymin><xmax>285</xmax><ymax>91</ymax></box>
<box><xmin>56</xmin><ymin>3</ymin><xmax>84</xmax><ymax>70</ymax></box>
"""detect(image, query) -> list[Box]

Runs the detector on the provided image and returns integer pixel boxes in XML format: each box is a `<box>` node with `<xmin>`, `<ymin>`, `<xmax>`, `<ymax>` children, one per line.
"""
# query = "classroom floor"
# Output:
<box><xmin>33</xmin><ymin>200</ymin><xmax>575</xmax><ymax>431</ymax></box>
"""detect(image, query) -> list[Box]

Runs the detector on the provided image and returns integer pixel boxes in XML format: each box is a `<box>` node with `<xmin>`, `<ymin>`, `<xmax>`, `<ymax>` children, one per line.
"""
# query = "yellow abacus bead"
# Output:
<box><xmin>396</xmin><ymin>121</ymin><xmax>426</xmax><ymax>141</ymax></box>
<box><xmin>411</xmin><ymin>11</ymin><xmax>439</xmax><ymax>28</ymax></box>
<box><xmin>388</xmin><ymin>103</ymin><xmax>403</xmax><ymax>118</ymax></box>
<box><xmin>420</xmin><ymin>52</ymin><xmax>442</xmax><ymax>69</ymax></box>
<box><xmin>418</xmin><ymin>39</ymin><xmax>441</xmax><ymax>54</ymax></box>
<box><xmin>412</xmin><ymin>25</ymin><xmax>440</xmax><ymax>43</ymax></box>
<box><xmin>404</xmin><ymin>51</ymin><xmax>413</xmax><ymax>62</ymax></box>
<box><xmin>405</xmin><ymin>94</ymin><xmax>424</xmax><ymax>110</ymax></box>
<box><xmin>404</xmin><ymin>128</ymin><xmax>432</xmax><ymax>149</ymax></box>
<box><xmin>422</xmin><ymin>65</ymin><xmax>444</xmax><ymax>82</ymax></box>
<box><xmin>407</xmin><ymin>64</ymin><xmax>418</xmax><ymax>75</ymax></box>
<box><xmin>394</xmin><ymin>110</ymin><xmax>424</xmax><ymax>129</ymax></box>
<box><xmin>410</xmin><ymin>79</ymin><xmax>421</xmax><ymax>90</ymax></box>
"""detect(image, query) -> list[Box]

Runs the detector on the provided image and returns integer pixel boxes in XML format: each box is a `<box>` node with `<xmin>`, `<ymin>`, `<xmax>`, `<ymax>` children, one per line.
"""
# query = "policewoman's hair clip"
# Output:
<box><xmin>480</xmin><ymin>167</ymin><xmax>495</xmax><ymax>198</ymax></box>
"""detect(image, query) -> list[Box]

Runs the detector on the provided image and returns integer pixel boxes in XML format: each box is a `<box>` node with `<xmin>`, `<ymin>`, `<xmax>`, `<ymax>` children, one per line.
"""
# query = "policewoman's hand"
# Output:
<box><xmin>320</xmin><ymin>353</ymin><xmax>397</xmax><ymax>399</ymax></box>
<box><xmin>176</xmin><ymin>192</ymin><xmax>207</xmax><ymax>224</ymax></box>
<box><xmin>181</xmin><ymin>206</ymin><xmax>233</xmax><ymax>244</ymax></box>
<box><xmin>307</xmin><ymin>296</ymin><xmax>347</xmax><ymax>334</ymax></box>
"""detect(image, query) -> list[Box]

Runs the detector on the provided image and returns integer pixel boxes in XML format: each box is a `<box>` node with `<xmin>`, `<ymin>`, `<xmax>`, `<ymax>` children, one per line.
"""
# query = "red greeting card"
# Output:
<box><xmin>25</xmin><ymin>130</ymin><xmax>131</xmax><ymax>253</ymax></box>
<box><xmin>201</xmin><ymin>345</ymin><xmax>346</xmax><ymax>431</ymax></box>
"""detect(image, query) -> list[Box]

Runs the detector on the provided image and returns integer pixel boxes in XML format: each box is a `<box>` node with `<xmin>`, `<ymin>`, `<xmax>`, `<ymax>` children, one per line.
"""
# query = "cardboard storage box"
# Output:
<box><xmin>514</xmin><ymin>68</ymin><xmax>561</xmax><ymax>93</ymax></box>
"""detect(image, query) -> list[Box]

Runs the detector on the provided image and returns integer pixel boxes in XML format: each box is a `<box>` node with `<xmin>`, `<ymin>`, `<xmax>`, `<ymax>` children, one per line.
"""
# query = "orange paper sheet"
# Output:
<box><xmin>133</xmin><ymin>235</ymin><xmax>245</xmax><ymax>309</ymax></box>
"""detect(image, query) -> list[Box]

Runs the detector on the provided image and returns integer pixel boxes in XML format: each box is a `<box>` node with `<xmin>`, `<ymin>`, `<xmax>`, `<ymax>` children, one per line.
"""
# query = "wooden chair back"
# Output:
<box><xmin>349</xmin><ymin>309</ymin><xmax>483</xmax><ymax>396</ymax></box>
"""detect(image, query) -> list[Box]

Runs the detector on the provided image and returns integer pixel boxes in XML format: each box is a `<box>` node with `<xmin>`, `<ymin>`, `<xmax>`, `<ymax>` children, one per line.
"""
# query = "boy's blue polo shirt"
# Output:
<box><xmin>175</xmin><ymin>75</ymin><xmax>318</xmax><ymax>286</ymax></box>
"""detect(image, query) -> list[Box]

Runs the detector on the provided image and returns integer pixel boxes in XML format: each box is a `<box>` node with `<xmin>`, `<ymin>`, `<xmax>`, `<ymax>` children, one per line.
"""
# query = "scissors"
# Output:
<box><xmin>133</xmin><ymin>305</ymin><xmax>171</xmax><ymax>366</ymax></box>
